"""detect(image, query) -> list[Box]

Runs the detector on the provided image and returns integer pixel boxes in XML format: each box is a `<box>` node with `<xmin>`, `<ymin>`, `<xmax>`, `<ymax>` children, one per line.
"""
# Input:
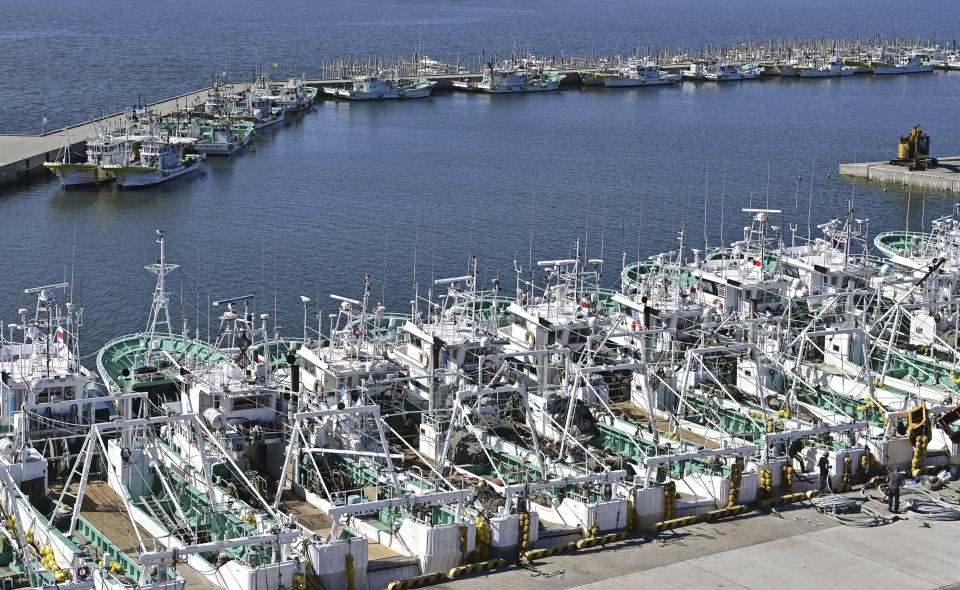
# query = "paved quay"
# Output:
<box><xmin>439</xmin><ymin>500</ymin><xmax>960</xmax><ymax>590</ymax></box>
<box><xmin>840</xmin><ymin>157</ymin><xmax>960</xmax><ymax>193</ymax></box>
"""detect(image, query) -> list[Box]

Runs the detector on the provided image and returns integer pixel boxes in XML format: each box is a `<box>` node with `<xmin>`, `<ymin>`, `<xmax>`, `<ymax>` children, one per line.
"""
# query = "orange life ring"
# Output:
<box><xmin>631</xmin><ymin>320</ymin><xmax>642</xmax><ymax>331</ymax></box>
<box><xmin>713</xmin><ymin>298</ymin><xmax>721</xmax><ymax>306</ymax></box>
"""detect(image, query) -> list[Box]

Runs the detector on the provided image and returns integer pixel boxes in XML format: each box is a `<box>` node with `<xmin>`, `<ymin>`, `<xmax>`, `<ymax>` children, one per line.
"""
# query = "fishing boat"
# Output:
<box><xmin>703</xmin><ymin>64</ymin><xmax>758</xmax><ymax>81</ymax></box>
<box><xmin>603</xmin><ymin>61</ymin><xmax>675</xmax><ymax>87</ymax></box>
<box><xmin>272</xmin><ymin>75</ymin><xmax>317</xmax><ymax>112</ymax></box>
<box><xmin>322</xmin><ymin>74</ymin><xmax>436</xmax><ymax>100</ymax></box>
<box><xmin>682</xmin><ymin>63</ymin><xmax>707</xmax><ymax>80</ymax></box>
<box><xmin>453</xmin><ymin>62</ymin><xmax>564</xmax><ymax>93</ymax></box>
<box><xmin>103</xmin><ymin>134</ymin><xmax>203</xmax><ymax>188</ymax></box>
<box><xmin>797</xmin><ymin>58</ymin><xmax>856</xmax><ymax>77</ymax></box>
<box><xmin>872</xmin><ymin>55</ymin><xmax>934</xmax><ymax>75</ymax></box>
<box><xmin>203</xmin><ymin>81</ymin><xmax>233</xmax><ymax>116</ymax></box>
<box><xmin>43</xmin><ymin>128</ymin><xmax>126</xmax><ymax>187</ymax></box>
<box><xmin>0</xmin><ymin>283</ymin><xmax>114</xmax><ymax>454</ymax></box>
<box><xmin>777</xmin><ymin>58</ymin><xmax>802</xmax><ymax>77</ymax></box>
<box><xmin>194</xmin><ymin>118</ymin><xmax>254</xmax><ymax>155</ymax></box>
<box><xmin>233</xmin><ymin>92</ymin><xmax>286</xmax><ymax>129</ymax></box>
<box><xmin>0</xmin><ymin>434</ymin><xmax>188</xmax><ymax>590</ymax></box>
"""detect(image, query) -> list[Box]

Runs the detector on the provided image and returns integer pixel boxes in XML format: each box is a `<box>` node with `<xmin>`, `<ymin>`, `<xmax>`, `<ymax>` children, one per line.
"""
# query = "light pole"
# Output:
<box><xmin>300</xmin><ymin>296</ymin><xmax>311</xmax><ymax>342</ymax></box>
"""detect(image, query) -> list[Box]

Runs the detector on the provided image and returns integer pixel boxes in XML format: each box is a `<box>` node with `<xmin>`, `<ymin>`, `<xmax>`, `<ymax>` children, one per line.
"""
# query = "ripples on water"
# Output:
<box><xmin>1</xmin><ymin>0</ymin><xmax>959</xmax><ymax>354</ymax></box>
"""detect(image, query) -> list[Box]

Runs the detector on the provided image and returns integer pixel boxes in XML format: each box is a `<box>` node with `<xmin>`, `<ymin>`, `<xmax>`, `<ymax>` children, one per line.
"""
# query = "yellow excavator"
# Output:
<box><xmin>890</xmin><ymin>124</ymin><xmax>937</xmax><ymax>170</ymax></box>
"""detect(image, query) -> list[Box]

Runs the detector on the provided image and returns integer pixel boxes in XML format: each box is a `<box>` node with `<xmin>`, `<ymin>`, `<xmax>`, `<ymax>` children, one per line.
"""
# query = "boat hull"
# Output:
<box><xmin>579</xmin><ymin>72</ymin><xmax>609</xmax><ymax>86</ymax></box>
<box><xmin>322</xmin><ymin>86</ymin><xmax>433</xmax><ymax>100</ymax></box>
<box><xmin>105</xmin><ymin>160</ymin><xmax>201</xmax><ymax>188</ymax></box>
<box><xmin>452</xmin><ymin>79</ymin><xmax>561</xmax><ymax>93</ymax></box>
<box><xmin>603</xmin><ymin>77</ymin><xmax>673</xmax><ymax>87</ymax></box>
<box><xmin>43</xmin><ymin>163</ymin><xmax>114</xmax><ymax>187</ymax></box>
<box><xmin>704</xmin><ymin>74</ymin><xmax>746</xmax><ymax>81</ymax></box>
<box><xmin>873</xmin><ymin>65</ymin><xmax>934</xmax><ymax>75</ymax></box>
<box><xmin>254</xmin><ymin>113</ymin><xmax>285</xmax><ymax>129</ymax></box>
<box><xmin>196</xmin><ymin>133</ymin><xmax>250</xmax><ymax>156</ymax></box>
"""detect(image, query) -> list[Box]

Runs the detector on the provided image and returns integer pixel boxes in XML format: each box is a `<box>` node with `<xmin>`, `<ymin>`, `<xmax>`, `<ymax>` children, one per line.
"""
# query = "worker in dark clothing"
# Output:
<box><xmin>896</xmin><ymin>420</ymin><xmax>907</xmax><ymax>436</ymax></box>
<box><xmin>887</xmin><ymin>466</ymin><xmax>903</xmax><ymax>513</ymax></box>
<box><xmin>788</xmin><ymin>438</ymin><xmax>805</xmax><ymax>471</ymax></box>
<box><xmin>817</xmin><ymin>451</ymin><xmax>830</xmax><ymax>493</ymax></box>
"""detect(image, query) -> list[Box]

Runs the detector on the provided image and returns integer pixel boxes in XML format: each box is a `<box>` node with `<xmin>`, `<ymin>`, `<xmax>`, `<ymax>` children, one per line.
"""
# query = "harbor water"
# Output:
<box><xmin>3</xmin><ymin>0</ymin><xmax>960</xmax><ymax>353</ymax></box>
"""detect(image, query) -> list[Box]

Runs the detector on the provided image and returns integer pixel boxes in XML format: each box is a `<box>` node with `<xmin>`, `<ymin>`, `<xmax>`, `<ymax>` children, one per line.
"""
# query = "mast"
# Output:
<box><xmin>144</xmin><ymin>230</ymin><xmax>179</xmax><ymax>360</ymax></box>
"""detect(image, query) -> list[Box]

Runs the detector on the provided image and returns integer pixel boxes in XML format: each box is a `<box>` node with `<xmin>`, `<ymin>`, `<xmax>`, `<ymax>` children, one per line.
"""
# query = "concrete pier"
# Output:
<box><xmin>839</xmin><ymin>157</ymin><xmax>960</xmax><ymax>193</ymax></box>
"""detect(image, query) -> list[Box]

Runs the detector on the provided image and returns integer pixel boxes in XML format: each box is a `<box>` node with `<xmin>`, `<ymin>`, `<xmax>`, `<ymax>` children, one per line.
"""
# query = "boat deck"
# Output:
<box><xmin>0</xmin><ymin>565</ymin><xmax>30</xmax><ymax>589</ymax></box>
<box><xmin>278</xmin><ymin>490</ymin><xmax>401</xmax><ymax>560</ymax></box>
<box><xmin>68</xmin><ymin>482</ymin><xmax>221</xmax><ymax>590</ymax></box>
<box><xmin>67</xmin><ymin>482</ymin><xmax>145</xmax><ymax>561</ymax></box>
<box><xmin>278</xmin><ymin>489</ymin><xmax>334</xmax><ymax>535</ymax></box>
<box><xmin>611</xmin><ymin>401</ymin><xmax>721</xmax><ymax>449</ymax></box>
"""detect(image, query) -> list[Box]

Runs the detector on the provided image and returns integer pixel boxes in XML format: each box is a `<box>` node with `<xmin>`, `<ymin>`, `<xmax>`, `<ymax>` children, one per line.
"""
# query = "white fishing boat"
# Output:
<box><xmin>778</xmin><ymin>58</ymin><xmax>802</xmax><ymax>77</ymax></box>
<box><xmin>603</xmin><ymin>62</ymin><xmax>675</xmax><ymax>87</ymax></box>
<box><xmin>323</xmin><ymin>74</ymin><xmax>436</xmax><ymax>100</ymax></box>
<box><xmin>872</xmin><ymin>55</ymin><xmax>934</xmax><ymax>75</ymax></box>
<box><xmin>203</xmin><ymin>82</ymin><xmax>233</xmax><ymax>116</ymax></box>
<box><xmin>233</xmin><ymin>92</ymin><xmax>286</xmax><ymax>129</ymax></box>
<box><xmin>797</xmin><ymin>58</ymin><xmax>856</xmax><ymax>77</ymax></box>
<box><xmin>104</xmin><ymin>135</ymin><xmax>203</xmax><ymax>188</ymax></box>
<box><xmin>682</xmin><ymin>63</ymin><xmax>706</xmax><ymax>80</ymax></box>
<box><xmin>272</xmin><ymin>75</ymin><xmax>317</xmax><ymax>112</ymax></box>
<box><xmin>43</xmin><ymin>128</ymin><xmax>126</xmax><ymax>187</ymax></box>
<box><xmin>0</xmin><ymin>283</ymin><xmax>113</xmax><ymax>451</ymax></box>
<box><xmin>703</xmin><ymin>64</ymin><xmax>754</xmax><ymax>81</ymax></box>
<box><xmin>194</xmin><ymin>119</ymin><xmax>254</xmax><ymax>155</ymax></box>
<box><xmin>453</xmin><ymin>62</ymin><xmax>564</xmax><ymax>93</ymax></box>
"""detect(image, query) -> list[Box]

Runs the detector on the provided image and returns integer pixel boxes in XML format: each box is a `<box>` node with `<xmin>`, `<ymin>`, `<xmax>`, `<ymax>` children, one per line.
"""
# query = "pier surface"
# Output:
<box><xmin>441</xmin><ymin>497</ymin><xmax>960</xmax><ymax>590</ymax></box>
<box><xmin>840</xmin><ymin>157</ymin><xmax>960</xmax><ymax>192</ymax></box>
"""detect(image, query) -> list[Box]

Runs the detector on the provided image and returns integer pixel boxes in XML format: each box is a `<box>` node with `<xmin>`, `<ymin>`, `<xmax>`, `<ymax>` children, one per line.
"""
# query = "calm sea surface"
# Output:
<box><xmin>2</xmin><ymin>0</ymin><xmax>960</xmax><ymax>355</ymax></box>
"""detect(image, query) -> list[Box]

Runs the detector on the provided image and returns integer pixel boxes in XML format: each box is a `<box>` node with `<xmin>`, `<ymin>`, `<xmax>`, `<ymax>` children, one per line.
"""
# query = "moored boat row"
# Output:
<box><xmin>44</xmin><ymin>74</ymin><xmax>318</xmax><ymax>189</ymax></box>
<box><xmin>6</xmin><ymin>201</ymin><xmax>960</xmax><ymax>588</ymax></box>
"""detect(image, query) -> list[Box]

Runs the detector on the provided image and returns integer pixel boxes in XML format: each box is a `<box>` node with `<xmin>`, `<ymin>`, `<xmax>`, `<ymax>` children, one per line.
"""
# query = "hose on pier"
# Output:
<box><xmin>902</xmin><ymin>498</ymin><xmax>960</xmax><ymax>521</ymax></box>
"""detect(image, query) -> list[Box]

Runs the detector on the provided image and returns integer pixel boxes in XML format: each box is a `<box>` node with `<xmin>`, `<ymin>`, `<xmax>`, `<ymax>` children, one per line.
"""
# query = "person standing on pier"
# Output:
<box><xmin>887</xmin><ymin>466</ymin><xmax>903</xmax><ymax>513</ymax></box>
<box><xmin>817</xmin><ymin>451</ymin><xmax>830</xmax><ymax>493</ymax></box>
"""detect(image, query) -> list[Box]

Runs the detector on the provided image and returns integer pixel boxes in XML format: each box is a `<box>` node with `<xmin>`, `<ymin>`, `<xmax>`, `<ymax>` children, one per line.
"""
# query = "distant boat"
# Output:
<box><xmin>603</xmin><ymin>61</ymin><xmax>675</xmax><ymax>88</ymax></box>
<box><xmin>703</xmin><ymin>64</ymin><xmax>759</xmax><ymax>81</ymax></box>
<box><xmin>323</xmin><ymin>74</ymin><xmax>436</xmax><ymax>100</ymax></box>
<box><xmin>453</xmin><ymin>62</ymin><xmax>564</xmax><ymax>93</ymax></box>
<box><xmin>682</xmin><ymin>63</ymin><xmax>706</xmax><ymax>80</ymax></box>
<box><xmin>772</xmin><ymin>58</ymin><xmax>803</xmax><ymax>77</ymax></box>
<box><xmin>797</xmin><ymin>58</ymin><xmax>855</xmax><ymax>78</ymax></box>
<box><xmin>872</xmin><ymin>55</ymin><xmax>934</xmax><ymax>75</ymax></box>
<box><xmin>579</xmin><ymin>70</ymin><xmax>611</xmax><ymax>86</ymax></box>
